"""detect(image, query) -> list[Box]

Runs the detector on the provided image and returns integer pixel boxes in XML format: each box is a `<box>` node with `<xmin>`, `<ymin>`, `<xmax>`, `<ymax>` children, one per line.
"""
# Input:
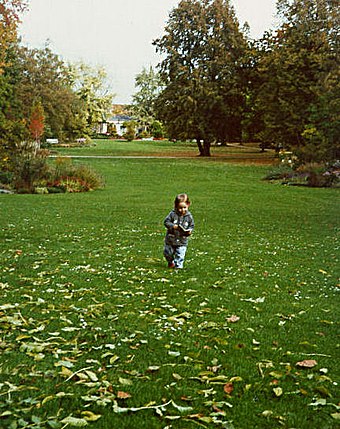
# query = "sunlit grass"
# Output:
<box><xmin>0</xmin><ymin>159</ymin><xmax>339</xmax><ymax>428</ymax></box>
<box><xmin>52</xmin><ymin>138</ymin><xmax>276</xmax><ymax>161</ymax></box>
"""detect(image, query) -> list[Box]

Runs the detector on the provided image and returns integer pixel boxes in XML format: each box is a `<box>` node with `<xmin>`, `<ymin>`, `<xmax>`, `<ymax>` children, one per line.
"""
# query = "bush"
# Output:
<box><xmin>46</xmin><ymin>157</ymin><xmax>104</xmax><ymax>193</ymax></box>
<box><xmin>73</xmin><ymin>164</ymin><xmax>104</xmax><ymax>190</ymax></box>
<box><xmin>264</xmin><ymin>162</ymin><xmax>340</xmax><ymax>188</ymax></box>
<box><xmin>4</xmin><ymin>149</ymin><xmax>104</xmax><ymax>194</ymax></box>
<box><xmin>263</xmin><ymin>165</ymin><xmax>295</xmax><ymax>181</ymax></box>
<box><xmin>0</xmin><ymin>170</ymin><xmax>13</xmax><ymax>185</ymax></box>
<box><xmin>12</xmin><ymin>146</ymin><xmax>50</xmax><ymax>192</ymax></box>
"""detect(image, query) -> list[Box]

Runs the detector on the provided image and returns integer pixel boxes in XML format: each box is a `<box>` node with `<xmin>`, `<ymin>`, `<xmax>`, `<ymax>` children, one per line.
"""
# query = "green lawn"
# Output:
<box><xmin>51</xmin><ymin>139</ymin><xmax>276</xmax><ymax>162</ymax></box>
<box><xmin>0</xmin><ymin>158</ymin><xmax>339</xmax><ymax>429</ymax></box>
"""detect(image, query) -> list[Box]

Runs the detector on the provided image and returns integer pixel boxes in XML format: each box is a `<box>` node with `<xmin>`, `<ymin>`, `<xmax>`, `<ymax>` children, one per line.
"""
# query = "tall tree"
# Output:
<box><xmin>0</xmin><ymin>0</ymin><xmax>28</xmax><ymax>170</ymax></box>
<box><xmin>0</xmin><ymin>0</ymin><xmax>28</xmax><ymax>71</ymax></box>
<box><xmin>154</xmin><ymin>0</ymin><xmax>247</xmax><ymax>156</ymax></box>
<box><xmin>254</xmin><ymin>0</ymin><xmax>339</xmax><ymax>161</ymax></box>
<box><xmin>68</xmin><ymin>62</ymin><xmax>115</xmax><ymax>134</ymax></box>
<box><xmin>15</xmin><ymin>45</ymin><xmax>84</xmax><ymax>141</ymax></box>
<box><xmin>131</xmin><ymin>66</ymin><xmax>163</xmax><ymax>135</ymax></box>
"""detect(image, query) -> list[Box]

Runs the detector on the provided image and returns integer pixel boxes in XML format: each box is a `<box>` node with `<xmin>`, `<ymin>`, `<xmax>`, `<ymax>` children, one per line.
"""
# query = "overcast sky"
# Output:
<box><xmin>19</xmin><ymin>0</ymin><xmax>278</xmax><ymax>104</ymax></box>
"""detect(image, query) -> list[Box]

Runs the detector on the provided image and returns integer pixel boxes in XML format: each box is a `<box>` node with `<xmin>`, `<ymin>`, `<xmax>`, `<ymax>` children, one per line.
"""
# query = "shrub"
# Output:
<box><xmin>47</xmin><ymin>157</ymin><xmax>104</xmax><ymax>193</ymax></box>
<box><xmin>151</xmin><ymin>120</ymin><xmax>164</xmax><ymax>139</ymax></box>
<box><xmin>264</xmin><ymin>162</ymin><xmax>340</xmax><ymax>188</ymax></box>
<box><xmin>73</xmin><ymin>164</ymin><xmax>104</xmax><ymax>190</ymax></box>
<box><xmin>263</xmin><ymin>165</ymin><xmax>295</xmax><ymax>181</ymax></box>
<box><xmin>56</xmin><ymin>178</ymin><xmax>89</xmax><ymax>193</ymax></box>
<box><xmin>12</xmin><ymin>145</ymin><xmax>50</xmax><ymax>192</ymax></box>
<box><xmin>0</xmin><ymin>170</ymin><xmax>13</xmax><ymax>185</ymax></box>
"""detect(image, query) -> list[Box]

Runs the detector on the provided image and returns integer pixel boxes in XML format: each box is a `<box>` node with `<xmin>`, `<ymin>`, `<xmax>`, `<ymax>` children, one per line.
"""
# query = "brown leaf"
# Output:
<box><xmin>117</xmin><ymin>391</ymin><xmax>131</xmax><ymax>399</ymax></box>
<box><xmin>223</xmin><ymin>382</ymin><xmax>234</xmax><ymax>395</ymax></box>
<box><xmin>226</xmin><ymin>315</ymin><xmax>240</xmax><ymax>323</ymax></box>
<box><xmin>296</xmin><ymin>359</ymin><xmax>317</xmax><ymax>368</ymax></box>
<box><xmin>212</xmin><ymin>405</ymin><xmax>226</xmax><ymax>415</ymax></box>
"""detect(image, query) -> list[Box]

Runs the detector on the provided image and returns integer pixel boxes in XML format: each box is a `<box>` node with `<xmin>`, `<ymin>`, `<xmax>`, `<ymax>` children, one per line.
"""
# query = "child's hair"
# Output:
<box><xmin>174</xmin><ymin>193</ymin><xmax>191</xmax><ymax>208</ymax></box>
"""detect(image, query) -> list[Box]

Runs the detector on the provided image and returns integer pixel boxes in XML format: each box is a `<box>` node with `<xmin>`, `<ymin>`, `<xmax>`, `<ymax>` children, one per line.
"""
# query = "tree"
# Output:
<box><xmin>68</xmin><ymin>62</ymin><xmax>115</xmax><ymax>135</ymax></box>
<box><xmin>0</xmin><ymin>1</ymin><xmax>28</xmax><ymax>170</ymax></box>
<box><xmin>154</xmin><ymin>0</ymin><xmax>247</xmax><ymax>156</ymax></box>
<box><xmin>14</xmin><ymin>45</ymin><xmax>86</xmax><ymax>141</ymax></box>
<box><xmin>254</xmin><ymin>0</ymin><xmax>339</xmax><ymax>161</ymax></box>
<box><xmin>28</xmin><ymin>99</ymin><xmax>45</xmax><ymax>143</ymax></box>
<box><xmin>122</xmin><ymin>120</ymin><xmax>137</xmax><ymax>141</ymax></box>
<box><xmin>131</xmin><ymin>66</ymin><xmax>163</xmax><ymax>135</ymax></box>
<box><xmin>0</xmin><ymin>0</ymin><xmax>28</xmax><ymax>72</ymax></box>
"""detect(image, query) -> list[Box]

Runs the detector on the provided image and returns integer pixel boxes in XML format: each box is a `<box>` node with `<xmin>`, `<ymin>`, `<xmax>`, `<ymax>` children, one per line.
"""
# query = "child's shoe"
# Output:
<box><xmin>168</xmin><ymin>261</ymin><xmax>175</xmax><ymax>268</ymax></box>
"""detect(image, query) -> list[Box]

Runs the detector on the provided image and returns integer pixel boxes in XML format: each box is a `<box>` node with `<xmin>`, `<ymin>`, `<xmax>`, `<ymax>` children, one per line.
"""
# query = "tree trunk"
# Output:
<box><xmin>202</xmin><ymin>140</ymin><xmax>211</xmax><ymax>156</ymax></box>
<box><xmin>196</xmin><ymin>138</ymin><xmax>204</xmax><ymax>156</ymax></box>
<box><xmin>196</xmin><ymin>138</ymin><xmax>211</xmax><ymax>156</ymax></box>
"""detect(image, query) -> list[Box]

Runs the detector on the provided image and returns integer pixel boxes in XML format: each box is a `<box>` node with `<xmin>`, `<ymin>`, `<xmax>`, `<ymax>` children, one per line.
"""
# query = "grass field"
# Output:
<box><xmin>0</xmin><ymin>155</ymin><xmax>339</xmax><ymax>428</ymax></box>
<box><xmin>51</xmin><ymin>139</ymin><xmax>276</xmax><ymax>163</ymax></box>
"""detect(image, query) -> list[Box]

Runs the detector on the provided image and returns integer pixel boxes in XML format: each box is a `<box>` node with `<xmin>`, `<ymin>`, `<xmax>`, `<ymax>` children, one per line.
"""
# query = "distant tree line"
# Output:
<box><xmin>1</xmin><ymin>0</ymin><xmax>339</xmax><ymax>171</ymax></box>
<box><xmin>0</xmin><ymin>0</ymin><xmax>114</xmax><ymax>174</ymax></box>
<box><xmin>148</xmin><ymin>0</ymin><xmax>339</xmax><ymax>160</ymax></box>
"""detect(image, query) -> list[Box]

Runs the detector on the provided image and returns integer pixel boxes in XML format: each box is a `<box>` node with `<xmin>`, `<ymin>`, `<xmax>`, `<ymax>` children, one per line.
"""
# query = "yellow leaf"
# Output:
<box><xmin>229</xmin><ymin>376</ymin><xmax>243</xmax><ymax>383</ymax></box>
<box><xmin>60</xmin><ymin>366</ymin><xmax>73</xmax><ymax>378</ymax></box>
<box><xmin>118</xmin><ymin>377</ymin><xmax>133</xmax><ymax>386</ymax></box>
<box><xmin>273</xmin><ymin>387</ymin><xmax>283</xmax><ymax>397</ymax></box>
<box><xmin>85</xmin><ymin>370</ymin><xmax>98</xmax><ymax>382</ymax></box>
<box><xmin>331</xmin><ymin>413</ymin><xmax>340</xmax><ymax>420</ymax></box>
<box><xmin>81</xmin><ymin>411</ymin><xmax>102</xmax><ymax>422</ymax></box>
<box><xmin>109</xmin><ymin>355</ymin><xmax>120</xmax><ymax>364</ymax></box>
<box><xmin>42</xmin><ymin>395</ymin><xmax>54</xmax><ymax>405</ymax></box>
<box><xmin>172</xmin><ymin>373</ymin><xmax>182</xmax><ymax>381</ymax></box>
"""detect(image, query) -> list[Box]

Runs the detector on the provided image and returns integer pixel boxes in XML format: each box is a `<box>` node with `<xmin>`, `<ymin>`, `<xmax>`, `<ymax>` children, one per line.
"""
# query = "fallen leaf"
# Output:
<box><xmin>308</xmin><ymin>398</ymin><xmax>327</xmax><ymax>406</ymax></box>
<box><xmin>118</xmin><ymin>377</ymin><xmax>133</xmax><ymax>386</ymax></box>
<box><xmin>273</xmin><ymin>387</ymin><xmax>283</xmax><ymax>397</ymax></box>
<box><xmin>117</xmin><ymin>391</ymin><xmax>131</xmax><ymax>399</ymax></box>
<box><xmin>172</xmin><ymin>373</ymin><xmax>182</xmax><ymax>381</ymax></box>
<box><xmin>226</xmin><ymin>315</ymin><xmax>240</xmax><ymax>323</ymax></box>
<box><xmin>81</xmin><ymin>411</ymin><xmax>102</xmax><ymax>422</ymax></box>
<box><xmin>223</xmin><ymin>383</ymin><xmax>234</xmax><ymax>395</ymax></box>
<box><xmin>109</xmin><ymin>355</ymin><xmax>120</xmax><ymax>364</ymax></box>
<box><xmin>60</xmin><ymin>416</ymin><xmax>88</xmax><ymax>427</ymax></box>
<box><xmin>296</xmin><ymin>359</ymin><xmax>317</xmax><ymax>368</ymax></box>
<box><xmin>147</xmin><ymin>366</ymin><xmax>160</xmax><ymax>372</ymax></box>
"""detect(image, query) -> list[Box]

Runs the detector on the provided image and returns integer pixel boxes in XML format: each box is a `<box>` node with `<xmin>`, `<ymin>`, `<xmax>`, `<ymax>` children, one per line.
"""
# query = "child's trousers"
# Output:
<box><xmin>164</xmin><ymin>244</ymin><xmax>187</xmax><ymax>269</ymax></box>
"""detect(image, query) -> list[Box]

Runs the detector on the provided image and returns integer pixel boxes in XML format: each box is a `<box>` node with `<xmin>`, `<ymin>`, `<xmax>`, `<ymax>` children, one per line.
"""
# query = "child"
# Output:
<box><xmin>163</xmin><ymin>193</ymin><xmax>194</xmax><ymax>269</ymax></box>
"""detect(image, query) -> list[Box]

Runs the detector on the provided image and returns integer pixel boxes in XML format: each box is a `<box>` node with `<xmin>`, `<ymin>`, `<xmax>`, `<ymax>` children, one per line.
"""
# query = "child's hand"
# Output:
<box><xmin>173</xmin><ymin>225</ymin><xmax>179</xmax><ymax>230</ymax></box>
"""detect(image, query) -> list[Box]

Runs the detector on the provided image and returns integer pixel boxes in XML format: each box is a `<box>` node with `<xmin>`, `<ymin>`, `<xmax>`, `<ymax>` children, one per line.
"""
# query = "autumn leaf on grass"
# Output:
<box><xmin>223</xmin><ymin>383</ymin><xmax>234</xmax><ymax>395</ymax></box>
<box><xmin>147</xmin><ymin>366</ymin><xmax>160</xmax><ymax>372</ymax></box>
<box><xmin>296</xmin><ymin>360</ymin><xmax>317</xmax><ymax>368</ymax></box>
<box><xmin>60</xmin><ymin>416</ymin><xmax>88</xmax><ymax>427</ymax></box>
<box><xmin>81</xmin><ymin>411</ymin><xmax>102</xmax><ymax>422</ymax></box>
<box><xmin>117</xmin><ymin>391</ymin><xmax>131</xmax><ymax>399</ymax></box>
<box><xmin>226</xmin><ymin>315</ymin><xmax>240</xmax><ymax>323</ymax></box>
<box><xmin>273</xmin><ymin>387</ymin><xmax>283</xmax><ymax>397</ymax></box>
